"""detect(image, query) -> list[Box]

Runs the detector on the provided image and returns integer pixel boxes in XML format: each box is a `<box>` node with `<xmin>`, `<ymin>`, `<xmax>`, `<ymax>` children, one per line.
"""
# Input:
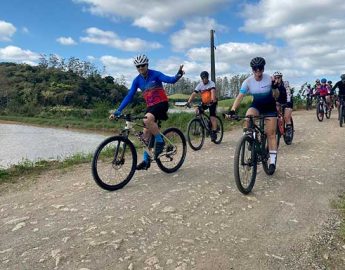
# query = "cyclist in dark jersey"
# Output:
<box><xmin>110</xmin><ymin>54</ymin><xmax>184</xmax><ymax>170</ymax></box>
<box><xmin>332</xmin><ymin>74</ymin><xmax>345</xmax><ymax>109</ymax></box>
<box><xmin>274</xmin><ymin>71</ymin><xmax>293</xmax><ymax>138</ymax></box>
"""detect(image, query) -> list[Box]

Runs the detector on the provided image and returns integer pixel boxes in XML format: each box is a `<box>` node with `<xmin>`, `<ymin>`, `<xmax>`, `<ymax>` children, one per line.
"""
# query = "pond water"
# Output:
<box><xmin>0</xmin><ymin>123</ymin><xmax>108</xmax><ymax>169</ymax></box>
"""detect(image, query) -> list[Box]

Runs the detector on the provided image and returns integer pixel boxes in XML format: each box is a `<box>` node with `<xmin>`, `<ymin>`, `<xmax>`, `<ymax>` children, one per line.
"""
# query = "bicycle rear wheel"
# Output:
<box><xmin>156</xmin><ymin>127</ymin><xmax>187</xmax><ymax>173</ymax></box>
<box><xmin>187</xmin><ymin>118</ymin><xmax>205</xmax><ymax>151</ymax></box>
<box><xmin>234</xmin><ymin>135</ymin><xmax>257</xmax><ymax>194</ymax></box>
<box><xmin>212</xmin><ymin>115</ymin><xmax>224</xmax><ymax>144</ymax></box>
<box><xmin>92</xmin><ymin>136</ymin><xmax>137</xmax><ymax>191</ymax></box>
<box><xmin>316</xmin><ymin>103</ymin><xmax>324</xmax><ymax>121</ymax></box>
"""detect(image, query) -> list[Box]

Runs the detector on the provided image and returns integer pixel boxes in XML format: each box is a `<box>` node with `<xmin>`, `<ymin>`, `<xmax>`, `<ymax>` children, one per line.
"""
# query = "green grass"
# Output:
<box><xmin>0</xmin><ymin>153</ymin><xmax>93</xmax><ymax>184</ymax></box>
<box><xmin>168</xmin><ymin>93</ymin><xmax>191</xmax><ymax>100</ymax></box>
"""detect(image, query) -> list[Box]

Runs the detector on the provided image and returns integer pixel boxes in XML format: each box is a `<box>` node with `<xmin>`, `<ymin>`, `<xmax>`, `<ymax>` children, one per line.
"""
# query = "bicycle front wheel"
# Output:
<box><xmin>340</xmin><ymin>105</ymin><xmax>344</xmax><ymax>127</ymax></box>
<box><xmin>92</xmin><ymin>136</ymin><xmax>137</xmax><ymax>191</ymax></box>
<box><xmin>262</xmin><ymin>136</ymin><xmax>275</xmax><ymax>175</ymax></box>
<box><xmin>283</xmin><ymin>118</ymin><xmax>294</xmax><ymax>145</ymax></box>
<box><xmin>234</xmin><ymin>135</ymin><xmax>257</xmax><ymax>194</ymax></box>
<box><xmin>326</xmin><ymin>106</ymin><xmax>331</xmax><ymax>119</ymax></box>
<box><xmin>187</xmin><ymin>118</ymin><xmax>205</xmax><ymax>150</ymax></box>
<box><xmin>156</xmin><ymin>127</ymin><xmax>187</xmax><ymax>173</ymax></box>
<box><xmin>316</xmin><ymin>103</ymin><xmax>324</xmax><ymax>122</ymax></box>
<box><xmin>212</xmin><ymin>116</ymin><xmax>224</xmax><ymax>144</ymax></box>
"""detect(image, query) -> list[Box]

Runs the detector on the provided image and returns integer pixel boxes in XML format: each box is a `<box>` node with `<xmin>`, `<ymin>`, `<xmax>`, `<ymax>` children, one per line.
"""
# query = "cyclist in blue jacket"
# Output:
<box><xmin>110</xmin><ymin>54</ymin><xmax>184</xmax><ymax>170</ymax></box>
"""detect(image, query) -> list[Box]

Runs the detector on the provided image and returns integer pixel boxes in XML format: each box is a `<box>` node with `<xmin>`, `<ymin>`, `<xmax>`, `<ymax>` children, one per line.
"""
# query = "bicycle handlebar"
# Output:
<box><xmin>223</xmin><ymin>113</ymin><xmax>268</xmax><ymax>121</ymax></box>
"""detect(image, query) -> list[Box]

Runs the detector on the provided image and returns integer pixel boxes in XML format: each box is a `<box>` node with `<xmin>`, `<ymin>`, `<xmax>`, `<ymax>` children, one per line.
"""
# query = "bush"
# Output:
<box><xmin>91</xmin><ymin>101</ymin><xmax>111</xmax><ymax>119</ymax></box>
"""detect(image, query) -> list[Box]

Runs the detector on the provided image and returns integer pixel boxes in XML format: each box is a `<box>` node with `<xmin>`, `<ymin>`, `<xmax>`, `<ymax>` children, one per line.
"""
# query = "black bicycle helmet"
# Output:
<box><xmin>327</xmin><ymin>80</ymin><xmax>332</xmax><ymax>84</ymax></box>
<box><xmin>341</xmin><ymin>74</ymin><xmax>345</xmax><ymax>80</ymax></box>
<box><xmin>200</xmin><ymin>71</ymin><xmax>209</xmax><ymax>79</ymax></box>
<box><xmin>250</xmin><ymin>57</ymin><xmax>266</xmax><ymax>68</ymax></box>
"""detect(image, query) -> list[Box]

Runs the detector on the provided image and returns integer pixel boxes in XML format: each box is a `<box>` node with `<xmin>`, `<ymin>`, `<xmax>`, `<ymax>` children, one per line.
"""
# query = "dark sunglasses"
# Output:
<box><xmin>136</xmin><ymin>64</ymin><xmax>147</xmax><ymax>68</ymax></box>
<box><xmin>252</xmin><ymin>65</ymin><xmax>264</xmax><ymax>72</ymax></box>
<box><xmin>274</xmin><ymin>76</ymin><xmax>282</xmax><ymax>79</ymax></box>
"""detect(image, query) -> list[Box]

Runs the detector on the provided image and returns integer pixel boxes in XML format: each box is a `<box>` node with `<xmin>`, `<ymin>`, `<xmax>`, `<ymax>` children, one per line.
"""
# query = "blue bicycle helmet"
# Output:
<box><xmin>321</xmin><ymin>78</ymin><xmax>327</xmax><ymax>83</ymax></box>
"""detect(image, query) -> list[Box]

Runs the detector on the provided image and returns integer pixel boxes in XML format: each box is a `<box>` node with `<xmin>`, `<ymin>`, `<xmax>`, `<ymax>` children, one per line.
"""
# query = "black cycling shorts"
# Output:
<box><xmin>285</xmin><ymin>101</ymin><xmax>293</xmax><ymax>109</ymax></box>
<box><xmin>251</xmin><ymin>101</ymin><xmax>277</xmax><ymax>117</ymax></box>
<box><xmin>146</xmin><ymin>101</ymin><xmax>169</xmax><ymax>121</ymax></box>
<box><xmin>201</xmin><ymin>101</ymin><xmax>217</xmax><ymax>117</ymax></box>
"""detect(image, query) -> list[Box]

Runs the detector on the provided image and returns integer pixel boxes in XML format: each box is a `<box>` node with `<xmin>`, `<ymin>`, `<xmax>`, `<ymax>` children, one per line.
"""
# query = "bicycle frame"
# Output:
<box><xmin>195</xmin><ymin>105</ymin><xmax>211</xmax><ymax>133</ymax></box>
<box><xmin>244</xmin><ymin>116</ymin><xmax>268</xmax><ymax>162</ymax></box>
<box><xmin>118</xmin><ymin>115</ymin><xmax>176</xmax><ymax>161</ymax></box>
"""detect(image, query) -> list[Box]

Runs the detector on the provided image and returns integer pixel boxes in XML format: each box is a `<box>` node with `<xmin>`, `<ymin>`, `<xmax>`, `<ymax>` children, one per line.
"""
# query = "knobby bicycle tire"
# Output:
<box><xmin>186</xmin><ymin>118</ymin><xmax>205</xmax><ymax>151</ymax></box>
<box><xmin>340</xmin><ymin>105</ymin><xmax>344</xmax><ymax>127</ymax></box>
<box><xmin>316</xmin><ymin>103</ymin><xmax>324</xmax><ymax>122</ymax></box>
<box><xmin>325</xmin><ymin>106</ymin><xmax>331</xmax><ymax>119</ymax></box>
<box><xmin>234</xmin><ymin>135</ymin><xmax>257</xmax><ymax>194</ymax></box>
<box><xmin>92</xmin><ymin>136</ymin><xmax>137</xmax><ymax>191</ymax></box>
<box><xmin>262</xmin><ymin>136</ymin><xmax>275</xmax><ymax>175</ymax></box>
<box><xmin>156</xmin><ymin>127</ymin><xmax>187</xmax><ymax>173</ymax></box>
<box><xmin>212</xmin><ymin>115</ymin><xmax>224</xmax><ymax>144</ymax></box>
<box><xmin>283</xmin><ymin>118</ymin><xmax>294</xmax><ymax>145</ymax></box>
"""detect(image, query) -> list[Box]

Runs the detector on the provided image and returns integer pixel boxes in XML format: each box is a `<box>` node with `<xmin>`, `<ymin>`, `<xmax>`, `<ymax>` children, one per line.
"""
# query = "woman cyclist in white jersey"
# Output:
<box><xmin>225</xmin><ymin>57</ymin><xmax>279</xmax><ymax>174</ymax></box>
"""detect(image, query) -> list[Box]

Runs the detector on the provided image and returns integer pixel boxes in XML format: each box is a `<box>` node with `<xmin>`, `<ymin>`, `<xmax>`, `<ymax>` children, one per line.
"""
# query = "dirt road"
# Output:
<box><xmin>1</xmin><ymin>110</ymin><xmax>344</xmax><ymax>269</ymax></box>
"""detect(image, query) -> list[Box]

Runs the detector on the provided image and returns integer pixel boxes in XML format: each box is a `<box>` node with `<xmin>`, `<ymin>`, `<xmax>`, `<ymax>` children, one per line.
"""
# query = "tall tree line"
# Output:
<box><xmin>165</xmin><ymin>74</ymin><xmax>250</xmax><ymax>98</ymax></box>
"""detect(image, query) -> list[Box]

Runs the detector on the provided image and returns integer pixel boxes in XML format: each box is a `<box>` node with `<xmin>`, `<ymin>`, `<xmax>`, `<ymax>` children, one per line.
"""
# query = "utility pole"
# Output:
<box><xmin>210</xmin><ymin>29</ymin><xmax>216</xmax><ymax>83</ymax></box>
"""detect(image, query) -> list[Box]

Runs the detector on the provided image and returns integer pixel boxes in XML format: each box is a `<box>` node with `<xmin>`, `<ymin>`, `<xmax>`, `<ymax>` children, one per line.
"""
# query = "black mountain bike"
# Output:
<box><xmin>92</xmin><ymin>114</ymin><xmax>187</xmax><ymax>191</ymax></box>
<box><xmin>315</xmin><ymin>94</ymin><xmax>331</xmax><ymax>121</ymax></box>
<box><xmin>231</xmin><ymin>115</ymin><xmax>275</xmax><ymax>194</ymax></box>
<box><xmin>186</xmin><ymin>104</ymin><xmax>224</xmax><ymax>150</ymax></box>
<box><xmin>338</xmin><ymin>95</ymin><xmax>345</xmax><ymax>127</ymax></box>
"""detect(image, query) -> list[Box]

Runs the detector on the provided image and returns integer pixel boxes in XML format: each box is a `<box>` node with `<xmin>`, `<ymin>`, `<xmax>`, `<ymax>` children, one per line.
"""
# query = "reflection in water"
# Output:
<box><xmin>0</xmin><ymin>123</ymin><xmax>107</xmax><ymax>169</ymax></box>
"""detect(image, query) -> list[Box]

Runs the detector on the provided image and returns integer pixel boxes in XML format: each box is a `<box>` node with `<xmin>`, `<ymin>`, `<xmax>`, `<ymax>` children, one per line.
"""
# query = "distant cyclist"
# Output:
<box><xmin>314</xmin><ymin>78</ymin><xmax>331</xmax><ymax>110</ymax></box>
<box><xmin>274</xmin><ymin>71</ymin><xmax>293</xmax><ymax>138</ymax></box>
<box><xmin>332</xmin><ymin>74</ymin><xmax>345</xmax><ymax>110</ymax></box>
<box><xmin>328</xmin><ymin>80</ymin><xmax>335</xmax><ymax>108</ymax></box>
<box><xmin>313</xmin><ymin>79</ymin><xmax>321</xmax><ymax>93</ymax></box>
<box><xmin>225</xmin><ymin>57</ymin><xmax>279</xmax><ymax>173</ymax></box>
<box><xmin>110</xmin><ymin>54</ymin><xmax>184</xmax><ymax>170</ymax></box>
<box><xmin>186</xmin><ymin>71</ymin><xmax>218</xmax><ymax>142</ymax></box>
<box><xmin>302</xmin><ymin>84</ymin><xmax>313</xmax><ymax>97</ymax></box>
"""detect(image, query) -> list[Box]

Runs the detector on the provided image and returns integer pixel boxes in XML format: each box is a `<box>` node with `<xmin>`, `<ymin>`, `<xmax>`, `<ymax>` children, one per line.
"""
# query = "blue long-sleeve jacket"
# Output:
<box><xmin>117</xmin><ymin>69</ymin><xmax>182</xmax><ymax>112</ymax></box>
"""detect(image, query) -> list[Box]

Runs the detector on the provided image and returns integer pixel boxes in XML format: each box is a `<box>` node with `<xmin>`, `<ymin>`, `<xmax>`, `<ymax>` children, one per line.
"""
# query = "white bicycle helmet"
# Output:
<box><xmin>273</xmin><ymin>71</ymin><xmax>283</xmax><ymax>77</ymax></box>
<box><xmin>133</xmin><ymin>54</ymin><xmax>149</xmax><ymax>66</ymax></box>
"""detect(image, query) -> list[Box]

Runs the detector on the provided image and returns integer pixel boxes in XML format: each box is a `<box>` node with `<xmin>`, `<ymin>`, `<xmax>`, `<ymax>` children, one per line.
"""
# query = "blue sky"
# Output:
<box><xmin>1</xmin><ymin>0</ymin><xmax>345</xmax><ymax>88</ymax></box>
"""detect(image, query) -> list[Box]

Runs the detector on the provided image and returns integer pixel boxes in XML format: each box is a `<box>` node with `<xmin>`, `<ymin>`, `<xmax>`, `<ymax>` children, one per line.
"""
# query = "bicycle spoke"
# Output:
<box><xmin>92</xmin><ymin>136</ymin><xmax>137</xmax><ymax>191</ymax></box>
<box><xmin>156</xmin><ymin>128</ymin><xmax>186</xmax><ymax>173</ymax></box>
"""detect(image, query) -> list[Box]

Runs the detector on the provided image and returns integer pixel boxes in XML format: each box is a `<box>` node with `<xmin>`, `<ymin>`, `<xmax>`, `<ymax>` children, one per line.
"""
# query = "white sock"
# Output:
<box><xmin>269</xmin><ymin>150</ymin><xmax>277</xmax><ymax>165</ymax></box>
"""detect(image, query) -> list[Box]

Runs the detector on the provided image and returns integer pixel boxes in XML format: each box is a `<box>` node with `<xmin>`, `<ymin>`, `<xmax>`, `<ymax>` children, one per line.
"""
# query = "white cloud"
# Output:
<box><xmin>170</xmin><ymin>17</ymin><xmax>227</xmax><ymax>51</ymax></box>
<box><xmin>57</xmin><ymin>36</ymin><xmax>77</xmax><ymax>45</ymax></box>
<box><xmin>0</xmin><ymin>20</ymin><xmax>16</xmax><ymax>42</ymax></box>
<box><xmin>99</xmin><ymin>55</ymin><xmax>137</xmax><ymax>85</ymax></box>
<box><xmin>73</xmin><ymin>0</ymin><xmax>232</xmax><ymax>32</ymax></box>
<box><xmin>239</xmin><ymin>0</ymin><xmax>345</xmax><ymax>82</ymax></box>
<box><xmin>0</xmin><ymin>46</ymin><xmax>40</xmax><ymax>64</ymax></box>
<box><xmin>80</xmin><ymin>27</ymin><xmax>162</xmax><ymax>51</ymax></box>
